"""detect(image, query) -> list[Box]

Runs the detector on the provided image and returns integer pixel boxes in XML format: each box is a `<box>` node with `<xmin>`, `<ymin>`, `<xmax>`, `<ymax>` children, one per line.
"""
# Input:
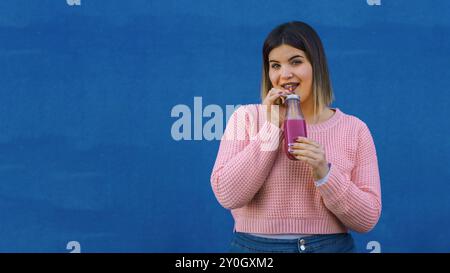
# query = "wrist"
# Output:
<box><xmin>314</xmin><ymin>162</ymin><xmax>330</xmax><ymax>180</ymax></box>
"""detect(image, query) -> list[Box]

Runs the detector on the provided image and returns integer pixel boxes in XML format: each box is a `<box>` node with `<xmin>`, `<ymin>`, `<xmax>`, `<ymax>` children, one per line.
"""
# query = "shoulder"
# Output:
<box><xmin>337</xmin><ymin>109</ymin><xmax>371</xmax><ymax>132</ymax></box>
<box><xmin>337</xmin><ymin>109</ymin><xmax>375</xmax><ymax>146</ymax></box>
<box><xmin>225</xmin><ymin>104</ymin><xmax>263</xmax><ymax>129</ymax></box>
<box><xmin>228</xmin><ymin>103</ymin><xmax>261</xmax><ymax>119</ymax></box>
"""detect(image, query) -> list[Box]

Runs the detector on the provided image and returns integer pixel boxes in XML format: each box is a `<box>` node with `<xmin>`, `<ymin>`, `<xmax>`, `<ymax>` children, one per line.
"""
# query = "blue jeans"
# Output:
<box><xmin>229</xmin><ymin>232</ymin><xmax>356</xmax><ymax>253</ymax></box>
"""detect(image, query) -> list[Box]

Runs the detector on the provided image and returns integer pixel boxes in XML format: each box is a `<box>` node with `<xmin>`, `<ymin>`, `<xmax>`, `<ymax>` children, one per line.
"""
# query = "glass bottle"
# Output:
<box><xmin>283</xmin><ymin>94</ymin><xmax>307</xmax><ymax>160</ymax></box>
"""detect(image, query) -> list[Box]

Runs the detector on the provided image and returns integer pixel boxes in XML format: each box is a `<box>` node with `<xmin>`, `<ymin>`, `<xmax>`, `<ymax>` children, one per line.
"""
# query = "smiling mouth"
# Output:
<box><xmin>280</xmin><ymin>82</ymin><xmax>299</xmax><ymax>92</ymax></box>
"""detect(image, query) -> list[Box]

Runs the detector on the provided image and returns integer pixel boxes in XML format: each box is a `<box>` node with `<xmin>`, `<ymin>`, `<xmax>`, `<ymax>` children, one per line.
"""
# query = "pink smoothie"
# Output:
<box><xmin>284</xmin><ymin>119</ymin><xmax>307</xmax><ymax>160</ymax></box>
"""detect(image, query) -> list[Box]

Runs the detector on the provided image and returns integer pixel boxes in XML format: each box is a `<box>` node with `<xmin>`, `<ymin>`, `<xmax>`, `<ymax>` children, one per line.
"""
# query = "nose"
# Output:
<box><xmin>280</xmin><ymin>67</ymin><xmax>293</xmax><ymax>79</ymax></box>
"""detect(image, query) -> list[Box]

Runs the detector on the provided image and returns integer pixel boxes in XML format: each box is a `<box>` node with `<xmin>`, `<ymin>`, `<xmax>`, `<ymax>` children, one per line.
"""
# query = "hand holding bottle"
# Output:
<box><xmin>288</xmin><ymin>137</ymin><xmax>330</xmax><ymax>181</ymax></box>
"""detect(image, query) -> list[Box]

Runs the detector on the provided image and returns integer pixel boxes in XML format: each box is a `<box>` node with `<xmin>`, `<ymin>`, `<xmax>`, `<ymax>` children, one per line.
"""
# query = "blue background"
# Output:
<box><xmin>0</xmin><ymin>0</ymin><xmax>449</xmax><ymax>252</ymax></box>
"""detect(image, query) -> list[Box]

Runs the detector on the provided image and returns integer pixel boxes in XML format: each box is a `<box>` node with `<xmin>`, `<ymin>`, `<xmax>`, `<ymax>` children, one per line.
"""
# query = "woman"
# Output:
<box><xmin>210</xmin><ymin>21</ymin><xmax>381</xmax><ymax>253</ymax></box>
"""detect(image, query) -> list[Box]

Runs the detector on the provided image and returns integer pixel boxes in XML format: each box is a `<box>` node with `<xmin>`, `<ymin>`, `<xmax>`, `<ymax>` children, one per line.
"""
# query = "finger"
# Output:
<box><xmin>270</xmin><ymin>88</ymin><xmax>288</xmax><ymax>93</ymax></box>
<box><xmin>288</xmin><ymin>148</ymin><xmax>321</xmax><ymax>161</ymax></box>
<box><xmin>279</xmin><ymin>90</ymin><xmax>292</xmax><ymax>97</ymax></box>
<box><xmin>270</xmin><ymin>88</ymin><xmax>292</xmax><ymax>97</ymax></box>
<box><xmin>295</xmin><ymin>137</ymin><xmax>321</xmax><ymax>148</ymax></box>
<box><xmin>267</xmin><ymin>89</ymin><xmax>284</xmax><ymax>100</ymax></box>
<box><xmin>289</xmin><ymin>144</ymin><xmax>325</xmax><ymax>163</ymax></box>
<box><xmin>288</xmin><ymin>142</ymin><xmax>322</xmax><ymax>154</ymax></box>
<box><xmin>269</xmin><ymin>88</ymin><xmax>283</xmax><ymax>96</ymax></box>
<box><xmin>294</xmin><ymin>155</ymin><xmax>317</xmax><ymax>165</ymax></box>
<box><xmin>268</xmin><ymin>92</ymin><xmax>288</xmax><ymax>106</ymax></box>
<box><xmin>265</xmin><ymin>94</ymin><xmax>282</xmax><ymax>106</ymax></box>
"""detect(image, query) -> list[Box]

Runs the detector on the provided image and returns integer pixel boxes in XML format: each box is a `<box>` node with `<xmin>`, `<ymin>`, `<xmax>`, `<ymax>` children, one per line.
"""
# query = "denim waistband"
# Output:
<box><xmin>236</xmin><ymin>232</ymin><xmax>349</xmax><ymax>244</ymax></box>
<box><xmin>230</xmin><ymin>232</ymin><xmax>356</xmax><ymax>253</ymax></box>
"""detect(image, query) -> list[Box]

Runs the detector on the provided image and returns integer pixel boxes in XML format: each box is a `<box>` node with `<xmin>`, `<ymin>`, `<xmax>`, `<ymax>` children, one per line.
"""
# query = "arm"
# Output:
<box><xmin>317</xmin><ymin>124</ymin><xmax>382</xmax><ymax>233</ymax></box>
<box><xmin>210</xmin><ymin>105</ymin><xmax>282</xmax><ymax>210</ymax></box>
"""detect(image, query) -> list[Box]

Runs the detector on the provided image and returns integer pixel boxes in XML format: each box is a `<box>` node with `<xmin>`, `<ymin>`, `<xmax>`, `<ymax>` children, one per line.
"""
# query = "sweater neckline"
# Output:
<box><xmin>306</xmin><ymin>108</ymin><xmax>342</xmax><ymax>132</ymax></box>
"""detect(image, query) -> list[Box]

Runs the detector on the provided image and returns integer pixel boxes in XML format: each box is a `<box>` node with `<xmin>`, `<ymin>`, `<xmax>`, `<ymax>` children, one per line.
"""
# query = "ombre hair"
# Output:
<box><xmin>261</xmin><ymin>21</ymin><xmax>334</xmax><ymax>121</ymax></box>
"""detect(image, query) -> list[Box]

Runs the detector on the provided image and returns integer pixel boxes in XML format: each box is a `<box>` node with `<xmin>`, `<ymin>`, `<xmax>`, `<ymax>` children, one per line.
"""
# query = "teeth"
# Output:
<box><xmin>282</xmin><ymin>83</ymin><xmax>298</xmax><ymax>91</ymax></box>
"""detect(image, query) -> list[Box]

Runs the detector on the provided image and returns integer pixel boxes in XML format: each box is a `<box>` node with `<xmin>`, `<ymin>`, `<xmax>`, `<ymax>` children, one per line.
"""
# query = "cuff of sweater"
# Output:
<box><xmin>256</xmin><ymin>121</ymin><xmax>283</xmax><ymax>152</ymax></box>
<box><xmin>314</xmin><ymin>163</ymin><xmax>331</xmax><ymax>187</ymax></box>
<box><xmin>316</xmin><ymin>164</ymin><xmax>351</xmax><ymax>205</ymax></box>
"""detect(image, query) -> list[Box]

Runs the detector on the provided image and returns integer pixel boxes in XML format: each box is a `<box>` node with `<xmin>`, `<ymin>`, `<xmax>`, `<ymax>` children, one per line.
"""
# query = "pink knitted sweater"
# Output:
<box><xmin>210</xmin><ymin>104</ymin><xmax>381</xmax><ymax>234</ymax></box>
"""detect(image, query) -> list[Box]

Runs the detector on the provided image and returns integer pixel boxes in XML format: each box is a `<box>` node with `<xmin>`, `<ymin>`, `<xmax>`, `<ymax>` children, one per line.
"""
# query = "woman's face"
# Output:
<box><xmin>268</xmin><ymin>44</ymin><xmax>313</xmax><ymax>104</ymax></box>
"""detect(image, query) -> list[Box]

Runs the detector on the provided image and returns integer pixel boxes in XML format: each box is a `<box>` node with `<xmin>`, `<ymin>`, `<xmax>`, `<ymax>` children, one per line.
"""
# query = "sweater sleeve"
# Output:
<box><xmin>317</xmin><ymin>123</ymin><xmax>382</xmax><ymax>233</ymax></box>
<box><xmin>210</xmin><ymin>105</ymin><xmax>282</xmax><ymax>210</ymax></box>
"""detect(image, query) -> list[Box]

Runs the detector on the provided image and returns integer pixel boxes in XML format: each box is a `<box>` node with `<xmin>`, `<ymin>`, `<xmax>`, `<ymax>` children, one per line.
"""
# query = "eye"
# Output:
<box><xmin>271</xmin><ymin>63</ymin><xmax>281</xmax><ymax>69</ymax></box>
<box><xmin>291</xmin><ymin>59</ymin><xmax>303</xmax><ymax>65</ymax></box>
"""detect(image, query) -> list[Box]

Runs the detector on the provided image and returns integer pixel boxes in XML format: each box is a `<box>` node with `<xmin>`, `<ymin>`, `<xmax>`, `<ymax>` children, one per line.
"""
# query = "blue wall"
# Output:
<box><xmin>0</xmin><ymin>0</ymin><xmax>449</xmax><ymax>252</ymax></box>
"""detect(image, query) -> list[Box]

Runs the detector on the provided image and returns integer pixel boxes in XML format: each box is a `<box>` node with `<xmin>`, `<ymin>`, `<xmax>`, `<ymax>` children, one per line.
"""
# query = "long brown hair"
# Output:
<box><xmin>261</xmin><ymin>21</ymin><xmax>334</xmax><ymax>121</ymax></box>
